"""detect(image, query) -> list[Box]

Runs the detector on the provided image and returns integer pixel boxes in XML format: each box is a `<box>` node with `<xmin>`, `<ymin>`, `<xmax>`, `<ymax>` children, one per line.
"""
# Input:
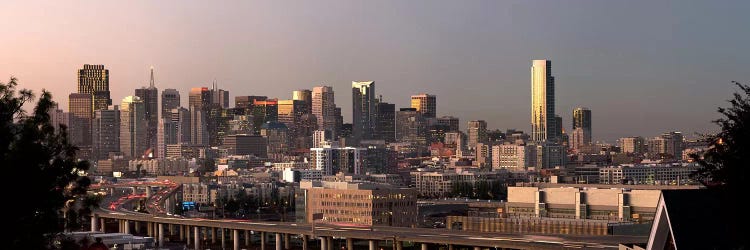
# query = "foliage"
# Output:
<box><xmin>1</xmin><ymin>77</ymin><xmax>91</xmax><ymax>249</ymax></box>
<box><xmin>691</xmin><ymin>81</ymin><xmax>750</xmax><ymax>192</ymax></box>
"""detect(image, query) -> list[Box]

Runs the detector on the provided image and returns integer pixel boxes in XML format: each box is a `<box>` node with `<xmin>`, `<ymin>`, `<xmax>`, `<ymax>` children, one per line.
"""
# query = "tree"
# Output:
<box><xmin>691</xmin><ymin>81</ymin><xmax>749</xmax><ymax>192</ymax></box>
<box><xmin>2</xmin><ymin>77</ymin><xmax>91</xmax><ymax>249</ymax></box>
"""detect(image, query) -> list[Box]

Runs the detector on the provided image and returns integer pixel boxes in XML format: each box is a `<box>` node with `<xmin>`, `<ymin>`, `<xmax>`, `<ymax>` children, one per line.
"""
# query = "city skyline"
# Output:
<box><xmin>2</xmin><ymin>1</ymin><xmax>749</xmax><ymax>141</ymax></box>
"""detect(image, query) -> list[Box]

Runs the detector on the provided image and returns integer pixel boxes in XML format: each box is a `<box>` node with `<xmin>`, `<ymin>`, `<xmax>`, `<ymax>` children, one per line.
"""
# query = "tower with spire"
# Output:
<box><xmin>134</xmin><ymin>66</ymin><xmax>159</xmax><ymax>158</ymax></box>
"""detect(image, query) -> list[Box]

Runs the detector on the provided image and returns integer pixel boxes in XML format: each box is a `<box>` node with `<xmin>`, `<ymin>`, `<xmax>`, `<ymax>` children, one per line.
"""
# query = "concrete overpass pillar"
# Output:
<box><xmin>346</xmin><ymin>238</ymin><xmax>353</xmax><ymax>250</ymax></box>
<box><xmin>124</xmin><ymin>220</ymin><xmax>130</xmax><ymax>234</ymax></box>
<box><xmin>302</xmin><ymin>235</ymin><xmax>309</xmax><ymax>250</ymax></box>
<box><xmin>276</xmin><ymin>233</ymin><xmax>282</xmax><ymax>250</ymax></box>
<box><xmin>100</xmin><ymin>218</ymin><xmax>106</xmax><ymax>233</ymax></box>
<box><xmin>158</xmin><ymin>223</ymin><xmax>164</xmax><ymax>247</ymax></box>
<box><xmin>369</xmin><ymin>240</ymin><xmax>376</xmax><ymax>250</ymax></box>
<box><xmin>180</xmin><ymin>225</ymin><xmax>185</xmax><ymax>241</ymax></box>
<box><xmin>327</xmin><ymin>237</ymin><xmax>333</xmax><ymax>250</ymax></box>
<box><xmin>212</xmin><ymin>227</ymin><xmax>217</xmax><ymax>244</ymax></box>
<box><xmin>448</xmin><ymin>244</ymin><xmax>453</xmax><ymax>250</ymax></box>
<box><xmin>261</xmin><ymin>232</ymin><xmax>266</xmax><ymax>250</ymax></box>
<box><xmin>320</xmin><ymin>237</ymin><xmax>327</xmax><ymax>250</ymax></box>
<box><xmin>284</xmin><ymin>233</ymin><xmax>290</xmax><ymax>249</ymax></box>
<box><xmin>194</xmin><ymin>226</ymin><xmax>200</xmax><ymax>250</ymax></box>
<box><xmin>233</xmin><ymin>229</ymin><xmax>240</xmax><ymax>250</ymax></box>
<box><xmin>222</xmin><ymin>228</ymin><xmax>227</xmax><ymax>250</ymax></box>
<box><xmin>421</xmin><ymin>243</ymin><xmax>428</xmax><ymax>250</ymax></box>
<box><xmin>474</xmin><ymin>247</ymin><xmax>481</xmax><ymax>250</ymax></box>
<box><xmin>134</xmin><ymin>221</ymin><xmax>140</xmax><ymax>234</ymax></box>
<box><xmin>91</xmin><ymin>214</ymin><xmax>98</xmax><ymax>232</ymax></box>
<box><xmin>186</xmin><ymin>226</ymin><xmax>191</xmax><ymax>245</ymax></box>
<box><xmin>146</xmin><ymin>222</ymin><xmax>152</xmax><ymax>236</ymax></box>
<box><xmin>245</xmin><ymin>230</ymin><xmax>250</xmax><ymax>246</ymax></box>
<box><xmin>394</xmin><ymin>240</ymin><xmax>402</xmax><ymax>250</ymax></box>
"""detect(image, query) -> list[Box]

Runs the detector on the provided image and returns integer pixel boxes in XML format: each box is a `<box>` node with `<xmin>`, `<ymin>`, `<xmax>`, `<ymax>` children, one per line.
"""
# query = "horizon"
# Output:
<box><xmin>2</xmin><ymin>1</ymin><xmax>749</xmax><ymax>142</ymax></box>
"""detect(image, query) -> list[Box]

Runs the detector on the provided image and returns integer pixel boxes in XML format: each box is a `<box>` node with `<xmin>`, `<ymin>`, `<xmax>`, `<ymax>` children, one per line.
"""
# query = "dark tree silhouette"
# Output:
<box><xmin>2</xmin><ymin>77</ymin><xmax>91</xmax><ymax>249</ymax></box>
<box><xmin>691</xmin><ymin>81</ymin><xmax>749</xmax><ymax>192</ymax></box>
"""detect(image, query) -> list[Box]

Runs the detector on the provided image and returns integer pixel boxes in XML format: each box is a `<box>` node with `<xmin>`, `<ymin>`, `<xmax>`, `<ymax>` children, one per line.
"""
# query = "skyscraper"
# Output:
<box><xmin>467</xmin><ymin>120</ymin><xmax>488</xmax><ymax>150</ymax></box>
<box><xmin>134</xmin><ymin>67</ymin><xmax>159</xmax><ymax>156</ymax></box>
<box><xmin>93</xmin><ymin>107</ymin><xmax>120</xmax><ymax>160</ymax></box>
<box><xmin>170</xmin><ymin>107</ymin><xmax>191</xmax><ymax>144</ymax></box>
<box><xmin>437</xmin><ymin>116</ymin><xmax>460</xmax><ymax>132</ymax></box>
<box><xmin>572</xmin><ymin>107</ymin><xmax>592</xmax><ymax>145</ymax></box>
<box><xmin>190</xmin><ymin>107</ymin><xmax>208</xmax><ymax>146</ymax></box>
<box><xmin>531</xmin><ymin>60</ymin><xmax>556</xmax><ymax>143</ymax></box>
<box><xmin>68</xmin><ymin>93</ymin><xmax>93</xmax><ymax>147</ymax></box>
<box><xmin>410</xmin><ymin>93</ymin><xmax>437</xmax><ymax>118</ymax></box>
<box><xmin>620</xmin><ymin>136</ymin><xmax>645</xmax><ymax>154</ymax></box>
<box><xmin>376</xmin><ymin>101</ymin><xmax>396</xmax><ymax>142</ymax></box>
<box><xmin>161</xmin><ymin>88</ymin><xmax>180</xmax><ymax>119</ymax></box>
<box><xmin>352</xmin><ymin>81</ymin><xmax>376</xmax><ymax>142</ymax></box>
<box><xmin>77</xmin><ymin>64</ymin><xmax>111</xmax><ymax>112</ymax></box>
<box><xmin>395</xmin><ymin>108</ymin><xmax>426</xmax><ymax>145</ymax></box>
<box><xmin>293</xmin><ymin>89</ymin><xmax>313</xmax><ymax>113</ymax></box>
<box><xmin>189</xmin><ymin>87</ymin><xmax>212</xmax><ymax>110</ymax></box>
<box><xmin>278</xmin><ymin>99</ymin><xmax>308</xmax><ymax>139</ymax></box>
<box><xmin>120</xmin><ymin>96</ymin><xmax>147</xmax><ymax>158</ymax></box>
<box><xmin>211</xmin><ymin>81</ymin><xmax>230</xmax><ymax>108</ymax></box>
<box><xmin>312</xmin><ymin>86</ymin><xmax>336</xmax><ymax>136</ymax></box>
<box><xmin>235</xmin><ymin>96</ymin><xmax>267</xmax><ymax>110</ymax></box>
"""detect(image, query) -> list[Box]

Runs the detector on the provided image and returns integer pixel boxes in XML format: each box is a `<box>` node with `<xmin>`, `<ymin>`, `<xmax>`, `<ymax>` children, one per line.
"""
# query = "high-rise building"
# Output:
<box><xmin>492</xmin><ymin>144</ymin><xmax>535</xmax><ymax>170</ymax></box>
<box><xmin>334</xmin><ymin>107</ymin><xmax>343</xmax><ymax>138</ymax></box>
<box><xmin>410</xmin><ymin>93</ymin><xmax>437</xmax><ymax>118</ymax></box>
<box><xmin>170</xmin><ymin>107</ymin><xmax>191</xmax><ymax>144</ymax></box>
<box><xmin>312</xmin><ymin>130</ymin><xmax>333</xmax><ymax>148</ymax></box>
<box><xmin>93</xmin><ymin>107</ymin><xmax>120</xmax><ymax>160</ymax></box>
<box><xmin>376</xmin><ymin>100</ymin><xmax>395</xmax><ymax>142</ymax></box>
<box><xmin>572</xmin><ymin>107</ymin><xmax>592</xmax><ymax>145</ymax></box>
<box><xmin>571</xmin><ymin>128</ymin><xmax>586</xmax><ymax>152</ymax></box>
<box><xmin>261</xmin><ymin>121</ymin><xmax>289</xmax><ymax>161</ymax></box>
<box><xmin>252</xmin><ymin>99</ymin><xmax>278</xmax><ymax>133</ymax></box>
<box><xmin>310</xmin><ymin>147</ymin><xmax>365</xmax><ymax>175</ymax></box>
<box><xmin>49</xmin><ymin>107</ymin><xmax>69</xmax><ymax>135</ymax></box>
<box><xmin>77</xmin><ymin>64</ymin><xmax>111</xmax><ymax>112</ymax></box>
<box><xmin>278</xmin><ymin>99</ymin><xmax>308</xmax><ymax>138</ymax></box>
<box><xmin>312</xmin><ymin>86</ymin><xmax>336</xmax><ymax>136</ymax></box>
<box><xmin>120</xmin><ymin>96</ymin><xmax>148</xmax><ymax>159</ymax></box>
<box><xmin>395</xmin><ymin>108</ymin><xmax>426</xmax><ymax>145</ymax></box>
<box><xmin>467</xmin><ymin>120</ymin><xmax>488</xmax><ymax>150</ymax></box>
<box><xmin>555</xmin><ymin>115</ymin><xmax>563</xmax><ymax>144</ymax></box>
<box><xmin>190</xmin><ymin>108</ymin><xmax>208</xmax><ymax>146</ymax></box>
<box><xmin>661</xmin><ymin>131</ymin><xmax>684</xmax><ymax>159</ymax></box>
<box><xmin>437</xmin><ymin>116</ymin><xmax>459</xmax><ymax>132</ymax></box>
<box><xmin>68</xmin><ymin>93</ymin><xmax>93</xmax><ymax>147</ymax></box>
<box><xmin>157</xmin><ymin>118</ymin><xmax>177</xmax><ymax>159</ymax></box>
<box><xmin>531</xmin><ymin>60</ymin><xmax>556</xmax><ymax>143</ymax></box>
<box><xmin>161</xmin><ymin>88</ymin><xmax>180</xmax><ymax>119</ymax></box>
<box><xmin>188</xmin><ymin>87</ymin><xmax>211</xmax><ymax>110</ymax></box>
<box><xmin>620</xmin><ymin>136</ymin><xmax>646</xmax><ymax>154</ymax></box>
<box><xmin>535</xmin><ymin>144</ymin><xmax>565</xmax><ymax>169</ymax></box>
<box><xmin>210</xmin><ymin>81</ymin><xmax>230</xmax><ymax>108</ymax></box>
<box><xmin>292</xmin><ymin>89</ymin><xmax>312</xmax><ymax>113</ymax></box>
<box><xmin>352</xmin><ymin>81</ymin><xmax>377</xmax><ymax>142</ymax></box>
<box><xmin>235</xmin><ymin>96</ymin><xmax>267</xmax><ymax>110</ymax></box>
<box><xmin>134</xmin><ymin>67</ymin><xmax>159</xmax><ymax>156</ymax></box>
<box><xmin>222</xmin><ymin>134</ymin><xmax>267</xmax><ymax>157</ymax></box>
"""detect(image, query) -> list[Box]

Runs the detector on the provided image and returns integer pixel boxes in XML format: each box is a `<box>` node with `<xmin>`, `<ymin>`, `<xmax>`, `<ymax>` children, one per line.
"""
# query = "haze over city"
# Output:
<box><xmin>2</xmin><ymin>0</ymin><xmax>749</xmax><ymax>141</ymax></box>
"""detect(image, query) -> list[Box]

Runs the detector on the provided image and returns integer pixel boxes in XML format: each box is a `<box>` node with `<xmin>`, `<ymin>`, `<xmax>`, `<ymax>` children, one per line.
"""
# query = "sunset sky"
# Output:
<box><xmin>1</xmin><ymin>0</ymin><xmax>748</xmax><ymax>141</ymax></box>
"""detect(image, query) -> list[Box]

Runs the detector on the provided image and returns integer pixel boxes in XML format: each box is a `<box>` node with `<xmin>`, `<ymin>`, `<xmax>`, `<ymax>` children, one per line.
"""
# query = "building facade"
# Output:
<box><xmin>531</xmin><ymin>60</ymin><xmax>556</xmax><ymax>143</ymax></box>
<box><xmin>410</xmin><ymin>93</ymin><xmax>437</xmax><ymax>118</ymax></box>
<box><xmin>352</xmin><ymin>81</ymin><xmax>377</xmax><ymax>142</ymax></box>
<box><xmin>120</xmin><ymin>96</ymin><xmax>148</xmax><ymax>159</ymax></box>
<box><xmin>77</xmin><ymin>64</ymin><xmax>111</xmax><ymax>112</ymax></box>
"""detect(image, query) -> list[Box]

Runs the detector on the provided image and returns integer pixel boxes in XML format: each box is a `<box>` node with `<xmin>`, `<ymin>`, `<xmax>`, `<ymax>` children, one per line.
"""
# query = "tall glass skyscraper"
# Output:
<box><xmin>352</xmin><ymin>81</ymin><xmax>376</xmax><ymax>142</ymax></box>
<box><xmin>77</xmin><ymin>64</ymin><xmax>111</xmax><ymax>112</ymax></box>
<box><xmin>531</xmin><ymin>60</ymin><xmax>556</xmax><ymax>143</ymax></box>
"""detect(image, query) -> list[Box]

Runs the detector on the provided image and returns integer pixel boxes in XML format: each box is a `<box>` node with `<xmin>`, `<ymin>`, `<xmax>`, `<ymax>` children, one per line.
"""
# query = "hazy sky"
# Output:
<box><xmin>1</xmin><ymin>1</ymin><xmax>748</xmax><ymax>142</ymax></box>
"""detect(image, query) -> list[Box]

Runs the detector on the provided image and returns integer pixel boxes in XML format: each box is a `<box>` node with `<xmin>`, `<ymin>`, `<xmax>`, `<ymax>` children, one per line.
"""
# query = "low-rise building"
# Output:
<box><xmin>299</xmin><ymin>180</ymin><xmax>417</xmax><ymax>227</ymax></box>
<box><xmin>599</xmin><ymin>164</ymin><xmax>699</xmax><ymax>185</ymax></box>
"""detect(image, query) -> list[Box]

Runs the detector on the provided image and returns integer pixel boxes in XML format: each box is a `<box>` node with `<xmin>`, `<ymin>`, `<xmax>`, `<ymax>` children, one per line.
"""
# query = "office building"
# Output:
<box><xmin>395</xmin><ymin>108</ymin><xmax>426</xmax><ymax>145</ymax></box>
<box><xmin>571</xmin><ymin>128</ymin><xmax>586</xmax><ymax>152</ymax></box>
<box><xmin>134</xmin><ymin>68</ymin><xmax>159</xmax><ymax>156</ymax></box>
<box><xmin>292</xmin><ymin>89</ymin><xmax>312</xmax><ymax>112</ymax></box>
<box><xmin>492</xmin><ymin>144</ymin><xmax>535</xmax><ymax>171</ymax></box>
<box><xmin>376</xmin><ymin>101</ymin><xmax>395</xmax><ymax>142</ymax></box>
<box><xmin>300</xmin><ymin>180</ymin><xmax>417</xmax><ymax>227</ymax></box>
<box><xmin>620</xmin><ymin>136</ymin><xmax>646</xmax><ymax>154</ymax></box>
<box><xmin>252</xmin><ymin>99</ymin><xmax>278</xmax><ymax>132</ymax></box>
<box><xmin>234</xmin><ymin>95</ymin><xmax>267</xmax><ymax>110</ymax></box>
<box><xmin>572</xmin><ymin>107</ymin><xmax>592</xmax><ymax>145</ymax></box>
<box><xmin>68</xmin><ymin>93</ymin><xmax>93</xmax><ymax>147</ymax></box>
<box><xmin>277</xmin><ymin>99</ymin><xmax>308</xmax><ymax>138</ymax></box>
<box><xmin>77</xmin><ymin>64</ymin><xmax>111</xmax><ymax>112</ymax></box>
<box><xmin>260</xmin><ymin>121</ymin><xmax>289</xmax><ymax>161</ymax></box>
<box><xmin>120</xmin><ymin>96</ymin><xmax>148</xmax><ymax>159</ymax></box>
<box><xmin>161</xmin><ymin>88</ymin><xmax>180</xmax><ymax>119</ymax></box>
<box><xmin>313</xmin><ymin>129</ymin><xmax>333</xmax><ymax>148</ymax></box>
<box><xmin>188</xmin><ymin>87</ymin><xmax>212</xmax><ymax>110</ymax></box>
<box><xmin>467</xmin><ymin>120</ymin><xmax>488</xmax><ymax>150</ymax></box>
<box><xmin>661</xmin><ymin>132</ymin><xmax>684</xmax><ymax>159</ymax></box>
<box><xmin>531</xmin><ymin>60</ymin><xmax>556</xmax><ymax>143</ymax></box>
<box><xmin>410</xmin><ymin>93</ymin><xmax>437</xmax><ymax>118</ymax></box>
<box><xmin>310</xmin><ymin>146</ymin><xmax>365</xmax><ymax>175</ymax></box>
<box><xmin>222</xmin><ymin>134</ymin><xmax>267</xmax><ymax>157</ymax></box>
<box><xmin>190</xmin><ymin>107</ymin><xmax>208</xmax><ymax>146</ymax></box>
<box><xmin>93</xmin><ymin>107</ymin><xmax>120</xmax><ymax>160</ymax></box>
<box><xmin>49</xmin><ymin>107</ymin><xmax>69</xmax><ymax>135</ymax></box>
<box><xmin>437</xmin><ymin>116</ymin><xmax>460</xmax><ymax>132</ymax></box>
<box><xmin>168</xmin><ymin>107</ymin><xmax>191</xmax><ymax>144</ymax></box>
<box><xmin>312</xmin><ymin>86</ymin><xmax>336</xmax><ymax>137</ymax></box>
<box><xmin>535</xmin><ymin>143</ymin><xmax>565</xmax><ymax>169</ymax></box>
<box><xmin>352</xmin><ymin>81</ymin><xmax>377</xmax><ymax>142</ymax></box>
<box><xmin>599</xmin><ymin>164</ymin><xmax>699</xmax><ymax>185</ymax></box>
